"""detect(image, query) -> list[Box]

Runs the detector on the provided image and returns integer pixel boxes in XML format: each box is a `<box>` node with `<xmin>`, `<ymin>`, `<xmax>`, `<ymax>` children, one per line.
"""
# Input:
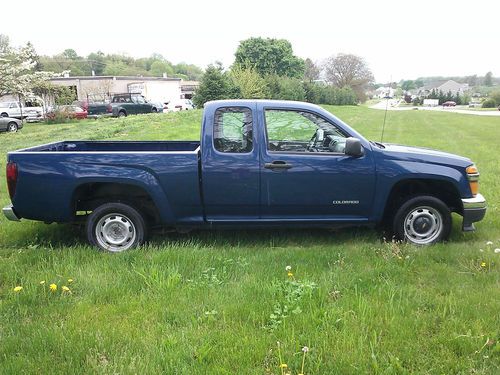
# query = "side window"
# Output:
<box><xmin>214</xmin><ymin>107</ymin><xmax>253</xmax><ymax>153</ymax></box>
<box><xmin>265</xmin><ymin>109</ymin><xmax>347</xmax><ymax>154</ymax></box>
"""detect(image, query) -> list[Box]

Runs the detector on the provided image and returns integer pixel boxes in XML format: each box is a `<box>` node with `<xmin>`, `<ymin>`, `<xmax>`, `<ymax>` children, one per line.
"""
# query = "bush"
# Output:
<box><xmin>482</xmin><ymin>98</ymin><xmax>497</xmax><ymax>108</ymax></box>
<box><xmin>489</xmin><ymin>90</ymin><xmax>500</xmax><ymax>105</ymax></box>
<box><xmin>264</xmin><ymin>75</ymin><xmax>305</xmax><ymax>101</ymax></box>
<box><xmin>303</xmin><ymin>84</ymin><xmax>357</xmax><ymax>106</ymax></box>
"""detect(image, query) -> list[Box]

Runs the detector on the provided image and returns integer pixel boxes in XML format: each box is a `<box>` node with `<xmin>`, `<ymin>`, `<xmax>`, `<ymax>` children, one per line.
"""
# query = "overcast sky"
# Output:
<box><xmin>2</xmin><ymin>0</ymin><xmax>499</xmax><ymax>82</ymax></box>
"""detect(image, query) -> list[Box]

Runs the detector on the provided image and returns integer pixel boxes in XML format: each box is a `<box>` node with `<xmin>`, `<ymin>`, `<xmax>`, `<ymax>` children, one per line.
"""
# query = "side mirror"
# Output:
<box><xmin>344</xmin><ymin>137</ymin><xmax>363</xmax><ymax>157</ymax></box>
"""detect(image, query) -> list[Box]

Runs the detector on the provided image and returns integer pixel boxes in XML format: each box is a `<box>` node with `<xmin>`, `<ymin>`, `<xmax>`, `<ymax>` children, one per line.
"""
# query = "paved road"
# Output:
<box><xmin>370</xmin><ymin>100</ymin><xmax>500</xmax><ymax>116</ymax></box>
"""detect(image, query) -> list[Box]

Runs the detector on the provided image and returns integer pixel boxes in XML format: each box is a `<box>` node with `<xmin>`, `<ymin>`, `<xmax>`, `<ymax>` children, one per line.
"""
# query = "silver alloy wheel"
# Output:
<box><xmin>403</xmin><ymin>206</ymin><xmax>443</xmax><ymax>245</ymax></box>
<box><xmin>8</xmin><ymin>123</ymin><xmax>17</xmax><ymax>132</ymax></box>
<box><xmin>95</xmin><ymin>213</ymin><xmax>136</xmax><ymax>252</ymax></box>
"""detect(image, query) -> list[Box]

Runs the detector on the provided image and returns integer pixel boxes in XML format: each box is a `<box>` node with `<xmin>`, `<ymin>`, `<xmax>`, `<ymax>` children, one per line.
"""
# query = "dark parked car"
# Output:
<box><xmin>0</xmin><ymin>117</ymin><xmax>23</xmax><ymax>133</ymax></box>
<box><xmin>442</xmin><ymin>101</ymin><xmax>457</xmax><ymax>107</ymax></box>
<box><xmin>87</xmin><ymin>93</ymin><xmax>161</xmax><ymax>118</ymax></box>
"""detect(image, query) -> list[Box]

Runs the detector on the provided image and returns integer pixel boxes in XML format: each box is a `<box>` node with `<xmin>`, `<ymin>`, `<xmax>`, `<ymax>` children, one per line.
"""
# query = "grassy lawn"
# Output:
<box><xmin>1</xmin><ymin>107</ymin><xmax>499</xmax><ymax>374</ymax></box>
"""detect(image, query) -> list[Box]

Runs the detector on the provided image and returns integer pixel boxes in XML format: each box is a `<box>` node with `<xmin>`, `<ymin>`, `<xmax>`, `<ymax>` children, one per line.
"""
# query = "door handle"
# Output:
<box><xmin>264</xmin><ymin>161</ymin><xmax>293</xmax><ymax>170</ymax></box>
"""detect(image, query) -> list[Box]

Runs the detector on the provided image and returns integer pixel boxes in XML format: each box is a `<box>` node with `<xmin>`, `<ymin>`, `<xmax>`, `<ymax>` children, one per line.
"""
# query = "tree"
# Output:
<box><xmin>0</xmin><ymin>36</ymin><xmax>60</xmax><ymax>100</ymax></box>
<box><xmin>230</xmin><ymin>66</ymin><xmax>268</xmax><ymax>99</ymax></box>
<box><xmin>304</xmin><ymin>58</ymin><xmax>320</xmax><ymax>82</ymax></box>
<box><xmin>324</xmin><ymin>53</ymin><xmax>374</xmax><ymax>102</ymax></box>
<box><xmin>150</xmin><ymin>60</ymin><xmax>174</xmax><ymax>77</ymax></box>
<box><xmin>87</xmin><ymin>51</ymin><xmax>106</xmax><ymax>75</ymax></box>
<box><xmin>484</xmin><ymin>71</ymin><xmax>493</xmax><ymax>86</ymax></box>
<box><xmin>193</xmin><ymin>62</ymin><xmax>238</xmax><ymax>107</ymax></box>
<box><xmin>234</xmin><ymin>37</ymin><xmax>305</xmax><ymax>78</ymax></box>
<box><xmin>401</xmin><ymin>80</ymin><xmax>416</xmax><ymax>91</ymax></box>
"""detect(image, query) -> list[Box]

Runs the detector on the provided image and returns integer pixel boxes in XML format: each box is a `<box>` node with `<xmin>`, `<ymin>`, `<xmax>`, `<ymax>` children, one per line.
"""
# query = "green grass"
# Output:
<box><xmin>1</xmin><ymin>108</ymin><xmax>500</xmax><ymax>374</ymax></box>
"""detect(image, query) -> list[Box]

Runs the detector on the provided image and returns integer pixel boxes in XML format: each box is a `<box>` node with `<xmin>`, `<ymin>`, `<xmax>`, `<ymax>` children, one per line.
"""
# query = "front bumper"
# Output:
<box><xmin>461</xmin><ymin>193</ymin><xmax>486</xmax><ymax>231</ymax></box>
<box><xmin>3</xmin><ymin>205</ymin><xmax>21</xmax><ymax>221</ymax></box>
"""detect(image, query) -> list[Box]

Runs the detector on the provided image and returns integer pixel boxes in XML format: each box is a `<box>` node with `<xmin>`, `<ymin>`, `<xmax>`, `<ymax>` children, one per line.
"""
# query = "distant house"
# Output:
<box><xmin>418</xmin><ymin>80</ymin><xmax>469</xmax><ymax>97</ymax></box>
<box><xmin>374</xmin><ymin>86</ymin><xmax>394</xmax><ymax>99</ymax></box>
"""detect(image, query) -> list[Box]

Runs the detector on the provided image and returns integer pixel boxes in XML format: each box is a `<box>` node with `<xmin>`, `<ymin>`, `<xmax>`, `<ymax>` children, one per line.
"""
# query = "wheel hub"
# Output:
<box><xmin>404</xmin><ymin>206</ymin><xmax>443</xmax><ymax>245</ymax></box>
<box><xmin>95</xmin><ymin>214</ymin><xmax>136</xmax><ymax>251</ymax></box>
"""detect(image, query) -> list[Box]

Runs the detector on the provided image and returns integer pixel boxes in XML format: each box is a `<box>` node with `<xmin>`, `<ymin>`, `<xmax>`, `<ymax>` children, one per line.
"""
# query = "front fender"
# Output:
<box><xmin>372</xmin><ymin>160</ymin><xmax>469</xmax><ymax>221</ymax></box>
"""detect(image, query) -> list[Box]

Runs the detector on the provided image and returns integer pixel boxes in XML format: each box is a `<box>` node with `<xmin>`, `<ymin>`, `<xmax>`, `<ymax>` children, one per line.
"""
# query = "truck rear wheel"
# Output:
<box><xmin>86</xmin><ymin>202</ymin><xmax>146</xmax><ymax>252</ymax></box>
<box><xmin>118</xmin><ymin>110</ymin><xmax>127</xmax><ymax>117</ymax></box>
<box><xmin>393</xmin><ymin>196</ymin><xmax>451</xmax><ymax>245</ymax></box>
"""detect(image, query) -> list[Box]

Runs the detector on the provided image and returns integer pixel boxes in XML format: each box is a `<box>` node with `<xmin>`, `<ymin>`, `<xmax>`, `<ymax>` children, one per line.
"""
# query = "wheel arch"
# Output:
<box><xmin>381</xmin><ymin>178</ymin><xmax>463</xmax><ymax>225</ymax></box>
<box><xmin>72</xmin><ymin>181</ymin><xmax>164</xmax><ymax>225</ymax></box>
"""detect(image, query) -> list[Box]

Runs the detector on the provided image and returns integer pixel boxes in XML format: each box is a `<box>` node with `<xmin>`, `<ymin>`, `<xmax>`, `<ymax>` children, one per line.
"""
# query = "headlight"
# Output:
<box><xmin>466</xmin><ymin>164</ymin><xmax>479</xmax><ymax>197</ymax></box>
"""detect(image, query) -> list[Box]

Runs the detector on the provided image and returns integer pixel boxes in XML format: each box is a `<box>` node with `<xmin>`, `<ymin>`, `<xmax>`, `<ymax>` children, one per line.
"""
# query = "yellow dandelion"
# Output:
<box><xmin>287</xmin><ymin>272</ymin><xmax>293</xmax><ymax>277</ymax></box>
<box><xmin>49</xmin><ymin>283</ymin><xmax>57</xmax><ymax>292</ymax></box>
<box><xmin>67</xmin><ymin>279</ymin><xmax>74</xmax><ymax>283</ymax></box>
<box><xmin>280</xmin><ymin>363</ymin><xmax>288</xmax><ymax>368</ymax></box>
<box><xmin>13</xmin><ymin>286</ymin><xmax>23</xmax><ymax>292</ymax></box>
<box><xmin>481</xmin><ymin>262</ymin><xmax>487</xmax><ymax>268</ymax></box>
<box><xmin>62</xmin><ymin>286</ymin><xmax>71</xmax><ymax>293</ymax></box>
<box><xmin>40</xmin><ymin>280</ymin><xmax>45</xmax><ymax>285</ymax></box>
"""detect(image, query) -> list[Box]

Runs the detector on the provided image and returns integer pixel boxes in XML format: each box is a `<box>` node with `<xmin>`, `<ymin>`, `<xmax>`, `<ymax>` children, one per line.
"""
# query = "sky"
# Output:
<box><xmin>2</xmin><ymin>0</ymin><xmax>499</xmax><ymax>82</ymax></box>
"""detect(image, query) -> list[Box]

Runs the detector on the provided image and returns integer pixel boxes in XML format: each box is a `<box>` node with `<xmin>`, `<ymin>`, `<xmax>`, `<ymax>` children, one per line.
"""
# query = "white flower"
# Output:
<box><xmin>479</xmin><ymin>249</ymin><xmax>484</xmax><ymax>252</ymax></box>
<box><xmin>302</xmin><ymin>346</ymin><xmax>309</xmax><ymax>353</ymax></box>
<box><xmin>486</xmin><ymin>241</ymin><xmax>493</xmax><ymax>245</ymax></box>
<box><xmin>494</xmin><ymin>248</ymin><xmax>500</xmax><ymax>254</ymax></box>
<box><xmin>285</xmin><ymin>266</ymin><xmax>292</xmax><ymax>271</ymax></box>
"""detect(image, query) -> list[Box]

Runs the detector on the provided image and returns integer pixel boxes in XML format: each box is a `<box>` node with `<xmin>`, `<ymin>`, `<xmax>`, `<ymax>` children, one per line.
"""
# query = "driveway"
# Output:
<box><xmin>370</xmin><ymin>100</ymin><xmax>500</xmax><ymax>116</ymax></box>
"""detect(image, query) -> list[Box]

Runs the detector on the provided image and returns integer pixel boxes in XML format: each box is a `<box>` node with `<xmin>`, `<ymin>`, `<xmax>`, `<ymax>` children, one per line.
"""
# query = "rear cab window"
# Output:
<box><xmin>213</xmin><ymin>107</ymin><xmax>253</xmax><ymax>153</ymax></box>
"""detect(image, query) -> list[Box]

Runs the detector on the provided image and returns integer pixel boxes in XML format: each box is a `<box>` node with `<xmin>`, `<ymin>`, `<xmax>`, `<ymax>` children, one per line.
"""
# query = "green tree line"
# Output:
<box><xmin>38</xmin><ymin>49</ymin><xmax>203</xmax><ymax>81</ymax></box>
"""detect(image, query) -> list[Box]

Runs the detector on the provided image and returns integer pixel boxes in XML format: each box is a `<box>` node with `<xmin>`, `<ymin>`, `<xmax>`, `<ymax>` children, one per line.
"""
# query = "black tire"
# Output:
<box><xmin>1</xmin><ymin>112</ymin><xmax>8</xmax><ymax>117</ymax></box>
<box><xmin>7</xmin><ymin>122</ymin><xmax>18</xmax><ymax>132</ymax></box>
<box><xmin>86</xmin><ymin>202</ymin><xmax>147</xmax><ymax>252</ymax></box>
<box><xmin>152</xmin><ymin>107</ymin><xmax>157</xmax><ymax>113</ymax></box>
<box><xmin>392</xmin><ymin>196</ymin><xmax>451</xmax><ymax>245</ymax></box>
<box><xmin>118</xmin><ymin>110</ymin><xmax>127</xmax><ymax>117</ymax></box>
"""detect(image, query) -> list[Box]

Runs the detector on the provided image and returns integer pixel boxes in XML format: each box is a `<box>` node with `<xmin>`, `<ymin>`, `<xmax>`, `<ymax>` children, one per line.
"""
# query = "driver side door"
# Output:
<box><xmin>259</xmin><ymin>108</ymin><xmax>376</xmax><ymax>221</ymax></box>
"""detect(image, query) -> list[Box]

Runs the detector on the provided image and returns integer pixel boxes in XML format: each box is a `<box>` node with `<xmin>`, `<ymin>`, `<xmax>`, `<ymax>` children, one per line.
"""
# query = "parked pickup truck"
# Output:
<box><xmin>86</xmin><ymin>93</ymin><xmax>162</xmax><ymax>118</ymax></box>
<box><xmin>3</xmin><ymin>100</ymin><xmax>487</xmax><ymax>252</ymax></box>
<box><xmin>0</xmin><ymin>101</ymin><xmax>43</xmax><ymax>121</ymax></box>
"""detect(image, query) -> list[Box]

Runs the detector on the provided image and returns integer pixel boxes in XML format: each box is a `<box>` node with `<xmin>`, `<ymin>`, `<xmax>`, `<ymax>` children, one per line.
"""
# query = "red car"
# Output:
<box><xmin>442</xmin><ymin>101</ymin><xmax>456</xmax><ymax>107</ymax></box>
<box><xmin>47</xmin><ymin>105</ymin><xmax>88</xmax><ymax>120</ymax></box>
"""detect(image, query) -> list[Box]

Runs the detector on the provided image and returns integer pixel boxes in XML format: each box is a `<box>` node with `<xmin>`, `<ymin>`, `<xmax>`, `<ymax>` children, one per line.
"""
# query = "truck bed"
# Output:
<box><xmin>8</xmin><ymin>140</ymin><xmax>203</xmax><ymax>224</ymax></box>
<box><xmin>17</xmin><ymin>140</ymin><xmax>200</xmax><ymax>153</ymax></box>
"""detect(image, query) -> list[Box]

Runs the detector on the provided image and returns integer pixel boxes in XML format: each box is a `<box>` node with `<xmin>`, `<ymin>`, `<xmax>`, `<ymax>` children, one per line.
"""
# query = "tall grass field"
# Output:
<box><xmin>0</xmin><ymin>106</ymin><xmax>499</xmax><ymax>374</ymax></box>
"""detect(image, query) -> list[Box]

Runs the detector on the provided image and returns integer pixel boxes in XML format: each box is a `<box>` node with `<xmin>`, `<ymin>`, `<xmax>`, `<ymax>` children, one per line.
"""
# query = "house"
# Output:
<box><xmin>49</xmin><ymin>75</ymin><xmax>183</xmax><ymax>104</ymax></box>
<box><xmin>418</xmin><ymin>80</ymin><xmax>469</xmax><ymax>97</ymax></box>
<box><xmin>374</xmin><ymin>86</ymin><xmax>395</xmax><ymax>99</ymax></box>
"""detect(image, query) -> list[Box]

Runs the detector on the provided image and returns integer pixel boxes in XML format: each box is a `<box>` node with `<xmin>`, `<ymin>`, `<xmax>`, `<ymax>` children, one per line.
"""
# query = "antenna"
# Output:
<box><xmin>380</xmin><ymin>76</ymin><xmax>391</xmax><ymax>142</ymax></box>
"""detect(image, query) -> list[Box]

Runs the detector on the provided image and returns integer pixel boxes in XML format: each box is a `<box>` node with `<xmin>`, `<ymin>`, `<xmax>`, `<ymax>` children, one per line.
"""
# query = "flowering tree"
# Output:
<box><xmin>0</xmin><ymin>35</ymin><xmax>61</xmax><ymax>102</ymax></box>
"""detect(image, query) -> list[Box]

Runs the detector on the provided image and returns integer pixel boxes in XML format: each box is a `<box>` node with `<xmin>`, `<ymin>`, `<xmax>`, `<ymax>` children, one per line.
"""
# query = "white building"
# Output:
<box><xmin>49</xmin><ymin>76</ymin><xmax>183</xmax><ymax>104</ymax></box>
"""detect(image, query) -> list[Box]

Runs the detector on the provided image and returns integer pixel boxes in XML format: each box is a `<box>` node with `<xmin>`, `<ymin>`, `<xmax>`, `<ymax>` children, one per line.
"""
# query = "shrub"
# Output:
<box><xmin>482</xmin><ymin>98</ymin><xmax>497</xmax><ymax>108</ymax></box>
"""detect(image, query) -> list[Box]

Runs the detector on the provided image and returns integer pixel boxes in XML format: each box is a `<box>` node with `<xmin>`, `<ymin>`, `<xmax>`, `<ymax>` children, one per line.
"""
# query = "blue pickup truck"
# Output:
<box><xmin>3</xmin><ymin>100</ymin><xmax>486</xmax><ymax>251</ymax></box>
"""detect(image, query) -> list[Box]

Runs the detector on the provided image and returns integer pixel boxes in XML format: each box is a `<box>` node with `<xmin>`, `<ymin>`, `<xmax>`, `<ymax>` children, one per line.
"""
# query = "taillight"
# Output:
<box><xmin>6</xmin><ymin>162</ymin><xmax>18</xmax><ymax>200</ymax></box>
<box><xmin>466</xmin><ymin>164</ymin><xmax>479</xmax><ymax>197</ymax></box>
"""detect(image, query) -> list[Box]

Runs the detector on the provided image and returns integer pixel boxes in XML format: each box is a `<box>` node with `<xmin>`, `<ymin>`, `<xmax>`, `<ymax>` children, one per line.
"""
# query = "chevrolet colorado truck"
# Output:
<box><xmin>3</xmin><ymin>100</ymin><xmax>487</xmax><ymax>252</ymax></box>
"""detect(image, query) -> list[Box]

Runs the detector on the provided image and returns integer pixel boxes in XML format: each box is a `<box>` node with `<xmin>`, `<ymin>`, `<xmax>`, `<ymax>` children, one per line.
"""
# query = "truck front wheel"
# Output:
<box><xmin>393</xmin><ymin>196</ymin><xmax>451</xmax><ymax>245</ymax></box>
<box><xmin>86</xmin><ymin>203</ymin><xmax>146</xmax><ymax>252</ymax></box>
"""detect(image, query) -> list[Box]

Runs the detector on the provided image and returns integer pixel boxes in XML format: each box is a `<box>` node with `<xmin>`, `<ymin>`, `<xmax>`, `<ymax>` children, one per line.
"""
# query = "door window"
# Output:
<box><xmin>265</xmin><ymin>109</ymin><xmax>347</xmax><ymax>154</ymax></box>
<box><xmin>213</xmin><ymin>107</ymin><xmax>253</xmax><ymax>153</ymax></box>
